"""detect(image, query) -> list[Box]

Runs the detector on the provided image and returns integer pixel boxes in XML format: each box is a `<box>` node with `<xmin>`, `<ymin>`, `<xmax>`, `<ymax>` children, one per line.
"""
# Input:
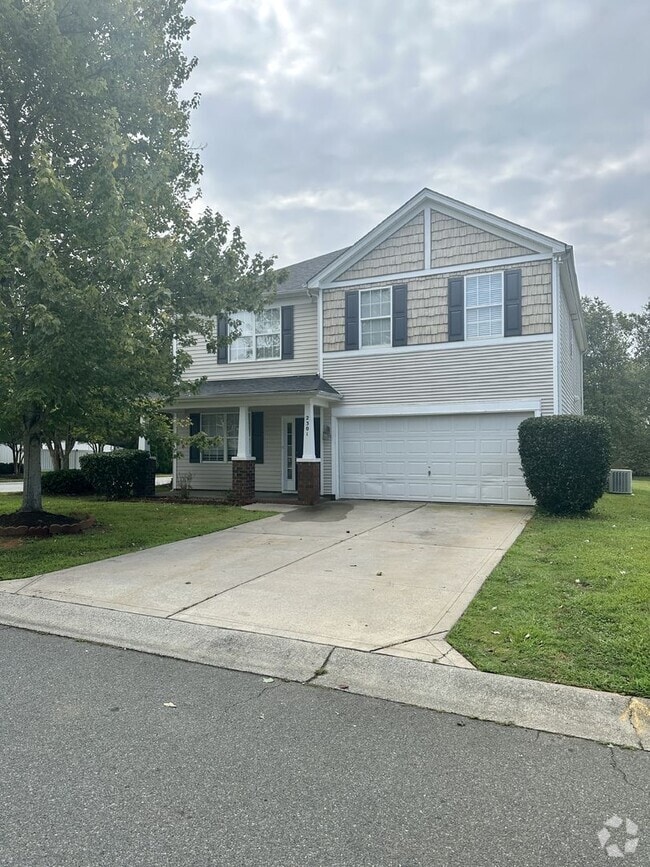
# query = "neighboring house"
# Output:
<box><xmin>172</xmin><ymin>189</ymin><xmax>585</xmax><ymax>506</ymax></box>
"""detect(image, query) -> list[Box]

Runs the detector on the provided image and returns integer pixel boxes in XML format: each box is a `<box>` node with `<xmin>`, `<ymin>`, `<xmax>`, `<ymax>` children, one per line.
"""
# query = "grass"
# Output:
<box><xmin>448</xmin><ymin>479</ymin><xmax>650</xmax><ymax>698</ymax></box>
<box><xmin>0</xmin><ymin>493</ymin><xmax>272</xmax><ymax>581</ymax></box>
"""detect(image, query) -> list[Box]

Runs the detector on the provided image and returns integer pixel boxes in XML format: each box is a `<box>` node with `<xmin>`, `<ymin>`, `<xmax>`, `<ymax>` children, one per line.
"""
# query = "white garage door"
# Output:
<box><xmin>338</xmin><ymin>413</ymin><xmax>533</xmax><ymax>505</ymax></box>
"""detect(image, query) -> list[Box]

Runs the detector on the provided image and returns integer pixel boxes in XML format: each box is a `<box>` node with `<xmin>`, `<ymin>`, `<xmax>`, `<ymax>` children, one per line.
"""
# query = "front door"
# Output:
<box><xmin>282</xmin><ymin>416</ymin><xmax>322</xmax><ymax>493</ymax></box>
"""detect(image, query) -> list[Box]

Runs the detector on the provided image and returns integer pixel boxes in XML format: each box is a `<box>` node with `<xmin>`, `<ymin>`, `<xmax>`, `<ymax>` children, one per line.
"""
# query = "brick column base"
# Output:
<box><xmin>232</xmin><ymin>458</ymin><xmax>256</xmax><ymax>505</ymax></box>
<box><xmin>297</xmin><ymin>459</ymin><xmax>321</xmax><ymax>506</ymax></box>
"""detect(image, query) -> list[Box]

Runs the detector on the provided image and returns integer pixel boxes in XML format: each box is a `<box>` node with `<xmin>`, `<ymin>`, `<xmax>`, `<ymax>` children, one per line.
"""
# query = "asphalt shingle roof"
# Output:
<box><xmin>276</xmin><ymin>248</ymin><xmax>349</xmax><ymax>294</ymax></box>
<box><xmin>193</xmin><ymin>375</ymin><xmax>341</xmax><ymax>398</ymax></box>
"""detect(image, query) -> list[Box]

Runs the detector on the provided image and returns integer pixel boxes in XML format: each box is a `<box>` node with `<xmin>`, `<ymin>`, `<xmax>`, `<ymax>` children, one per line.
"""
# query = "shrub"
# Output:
<box><xmin>41</xmin><ymin>469</ymin><xmax>94</xmax><ymax>496</ymax></box>
<box><xmin>518</xmin><ymin>415</ymin><xmax>611</xmax><ymax>515</ymax></box>
<box><xmin>80</xmin><ymin>450</ymin><xmax>152</xmax><ymax>500</ymax></box>
<box><xmin>0</xmin><ymin>463</ymin><xmax>16</xmax><ymax>475</ymax></box>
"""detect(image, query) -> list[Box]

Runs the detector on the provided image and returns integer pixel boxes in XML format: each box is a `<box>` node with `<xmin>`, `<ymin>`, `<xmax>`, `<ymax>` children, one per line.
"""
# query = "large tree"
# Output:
<box><xmin>582</xmin><ymin>297</ymin><xmax>650</xmax><ymax>474</ymax></box>
<box><xmin>0</xmin><ymin>0</ymin><xmax>277</xmax><ymax>514</ymax></box>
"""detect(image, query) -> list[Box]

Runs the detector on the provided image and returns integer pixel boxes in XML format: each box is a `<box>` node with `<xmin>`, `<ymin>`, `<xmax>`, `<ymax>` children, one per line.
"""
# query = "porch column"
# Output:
<box><xmin>297</xmin><ymin>399</ymin><xmax>320</xmax><ymax>505</ymax></box>
<box><xmin>232</xmin><ymin>405</ymin><xmax>255</xmax><ymax>505</ymax></box>
<box><xmin>235</xmin><ymin>405</ymin><xmax>252</xmax><ymax>459</ymax></box>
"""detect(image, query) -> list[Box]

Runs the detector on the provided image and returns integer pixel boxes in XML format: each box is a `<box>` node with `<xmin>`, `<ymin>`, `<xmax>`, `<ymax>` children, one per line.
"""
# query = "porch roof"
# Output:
<box><xmin>185</xmin><ymin>375</ymin><xmax>342</xmax><ymax>400</ymax></box>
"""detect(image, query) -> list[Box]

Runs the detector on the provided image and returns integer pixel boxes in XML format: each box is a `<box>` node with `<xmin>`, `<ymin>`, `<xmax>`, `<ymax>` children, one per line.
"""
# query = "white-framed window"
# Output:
<box><xmin>360</xmin><ymin>287</ymin><xmax>392</xmax><ymax>347</ymax></box>
<box><xmin>229</xmin><ymin>308</ymin><xmax>281</xmax><ymax>362</ymax></box>
<box><xmin>200</xmin><ymin>412</ymin><xmax>239</xmax><ymax>462</ymax></box>
<box><xmin>465</xmin><ymin>272</ymin><xmax>503</xmax><ymax>339</ymax></box>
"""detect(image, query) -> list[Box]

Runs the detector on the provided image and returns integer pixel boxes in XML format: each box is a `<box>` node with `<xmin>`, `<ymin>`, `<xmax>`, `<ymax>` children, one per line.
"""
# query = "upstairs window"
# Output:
<box><xmin>465</xmin><ymin>272</ymin><xmax>503</xmax><ymax>339</ymax></box>
<box><xmin>229</xmin><ymin>308</ymin><xmax>281</xmax><ymax>362</ymax></box>
<box><xmin>360</xmin><ymin>287</ymin><xmax>392</xmax><ymax>347</ymax></box>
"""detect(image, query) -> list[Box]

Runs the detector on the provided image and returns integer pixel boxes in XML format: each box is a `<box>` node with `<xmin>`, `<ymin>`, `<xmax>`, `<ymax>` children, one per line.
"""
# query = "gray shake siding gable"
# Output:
<box><xmin>335</xmin><ymin>212</ymin><xmax>425</xmax><ymax>281</ymax></box>
<box><xmin>430</xmin><ymin>210</ymin><xmax>535</xmax><ymax>266</ymax></box>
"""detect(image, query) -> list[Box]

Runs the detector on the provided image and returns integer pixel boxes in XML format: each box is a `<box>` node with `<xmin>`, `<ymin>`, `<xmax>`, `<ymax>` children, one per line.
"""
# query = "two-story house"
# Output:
<box><xmin>172</xmin><ymin>188</ymin><xmax>585</xmax><ymax>506</ymax></box>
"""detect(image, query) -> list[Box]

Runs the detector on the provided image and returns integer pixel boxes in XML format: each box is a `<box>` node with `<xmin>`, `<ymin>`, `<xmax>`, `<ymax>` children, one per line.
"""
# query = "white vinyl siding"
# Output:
<box><xmin>338</xmin><ymin>413</ymin><xmax>533</xmax><ymax>505</ymax></box>
<box><xmin>465</xmin><ymin>272</ymin><xmax>503</xmax><ymax>339</ymax></box>
<box><xmin>184</xmin><ymin>295</ymin><xmax>318</xmax><ymax>380</ymax></box>
<box><xmin>323</xmin><ymin>339</ymin><xmax>554</xmax><ymax>414</ymax></box>
<box><xmin>558</xmin><ymin>289</ymin><xmax>583</xmax><ymax>414</ymax></box>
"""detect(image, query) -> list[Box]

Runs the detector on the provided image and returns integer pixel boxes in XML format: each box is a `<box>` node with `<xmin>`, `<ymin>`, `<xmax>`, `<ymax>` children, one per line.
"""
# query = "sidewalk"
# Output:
<box><xmin>0</xmin><ymin>590</ymin><xmax>647</xmax><ymax>752</ymax></box>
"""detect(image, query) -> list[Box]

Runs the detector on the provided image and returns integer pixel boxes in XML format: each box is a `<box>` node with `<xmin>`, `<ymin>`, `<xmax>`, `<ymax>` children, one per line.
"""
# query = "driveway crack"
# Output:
<box><xmin>304</xmin><ymin>646</ymin><xmax>336</xmax><ymax>684</ymax></box>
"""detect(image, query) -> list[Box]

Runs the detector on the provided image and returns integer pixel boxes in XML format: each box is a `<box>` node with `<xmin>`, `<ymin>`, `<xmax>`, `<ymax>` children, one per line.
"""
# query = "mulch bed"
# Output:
<box><xmin>0</xmin><ymin>511</ymin><xmax>96</xmax><ymax>538</ymax></box>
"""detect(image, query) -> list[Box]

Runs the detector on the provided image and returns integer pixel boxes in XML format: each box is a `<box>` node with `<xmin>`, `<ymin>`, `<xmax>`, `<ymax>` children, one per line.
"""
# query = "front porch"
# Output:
<box><xmin>172</xmin><ymin>375</ymin><xmax>342</xmax><ymax>505</ymax></box>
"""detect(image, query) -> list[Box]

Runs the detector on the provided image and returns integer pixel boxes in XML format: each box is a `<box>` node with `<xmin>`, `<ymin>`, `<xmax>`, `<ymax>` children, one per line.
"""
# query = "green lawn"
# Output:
<box><xmin>0</xmin><ymin>494</ymin><xmax>272</xmax><ymax>581</ymax></box>
<box><xmin>448</xmin><ymin>480</ymin><xmax>650</xmax><ymax>698</ymax></box>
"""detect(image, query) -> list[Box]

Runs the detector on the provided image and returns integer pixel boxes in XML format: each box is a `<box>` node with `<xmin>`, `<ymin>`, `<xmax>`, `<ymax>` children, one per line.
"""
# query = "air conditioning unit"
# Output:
<box><xmin>608</xmin><ymin>469</ymin><xmax>633</xmax><ymax>495</ymax></box>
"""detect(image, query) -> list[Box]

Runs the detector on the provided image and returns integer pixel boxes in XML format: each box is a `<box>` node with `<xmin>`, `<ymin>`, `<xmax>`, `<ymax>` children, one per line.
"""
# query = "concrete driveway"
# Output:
<box><xmin>1</xmin><ymin>501</ymin><xmax>530</xmax><ymax>665</ymax></box>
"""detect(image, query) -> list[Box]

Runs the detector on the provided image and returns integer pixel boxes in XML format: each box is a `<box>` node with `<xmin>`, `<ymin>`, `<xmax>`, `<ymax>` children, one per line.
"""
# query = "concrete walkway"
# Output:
<box><xmin>0</xmin><ymin>501</ymin><xmax>529</xmax><ymax>665</ymax></box>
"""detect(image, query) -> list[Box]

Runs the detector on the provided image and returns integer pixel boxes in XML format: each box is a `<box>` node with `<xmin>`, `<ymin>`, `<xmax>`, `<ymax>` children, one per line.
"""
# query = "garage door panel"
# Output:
<box><xmin>338</xmin><ymin>412</ymin><xmax>533</xmax><ymax>505</ymax></box>
<box><xmin>456</xmin><ymin>439</ymin><xmax>478</xmax><ymax>455</ymax></box>
<box><xmin>455</xmin><ymin>461</ymin><xmax>478</xmax><ymax>476</ymax></box>
<box><xmin>480</xmin><ymin>438</ymin><xmax>506</xmax><ymax>456</ymax></box>
<box><xmin>481</xmin><ymin>461</ymin><xmax>505</xmax><ymax>476</ymax></box>
<box><xmin>456</xmin><ymin>484</ymin><xmax>480</xmax><ymax>500</ymax></box>
<box><xmin>431</xmin><ymin>439</ymin><xmax>453</xmax><ymax>455</ymax></box>
<box><xmin>406</xmin><ymin>439</ymin><xmax>429</xmax><ymax>455</ymax></box>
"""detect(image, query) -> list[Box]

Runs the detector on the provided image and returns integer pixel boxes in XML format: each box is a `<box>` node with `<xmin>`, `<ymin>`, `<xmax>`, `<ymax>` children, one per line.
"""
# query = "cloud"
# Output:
<box><xmin>184</xmin><ymin>0</ymin><xmax>650</xmax><ymax>311</ymax></box>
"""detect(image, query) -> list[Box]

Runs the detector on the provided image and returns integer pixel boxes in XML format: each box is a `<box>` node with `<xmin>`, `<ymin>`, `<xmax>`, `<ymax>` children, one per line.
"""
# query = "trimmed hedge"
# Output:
<box><xmin>518</xmin><ymin>415</ymin><xmax>611</xmax><ymax>515</ymax></box>
<box><xmin>41</xmin><ymin>469</ymin><xmax>94</xmax><ymax>496</ymax></box>
<box><xmin>0</xmin><ymin>462</ymin><xmax>19</xmax><ymax>475</ymax></box>
<box><xmin>80</xmin><ymin>450</ymin><xmax>152</xmax><ymax>500</ymax></box>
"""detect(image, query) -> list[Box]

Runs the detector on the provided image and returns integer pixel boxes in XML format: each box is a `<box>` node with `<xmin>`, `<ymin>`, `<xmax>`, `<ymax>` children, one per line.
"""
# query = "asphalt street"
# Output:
<box><xmin>0</xmin><ymin>625</ymin><xmax>647</xmax><ymax>867</ymax></box>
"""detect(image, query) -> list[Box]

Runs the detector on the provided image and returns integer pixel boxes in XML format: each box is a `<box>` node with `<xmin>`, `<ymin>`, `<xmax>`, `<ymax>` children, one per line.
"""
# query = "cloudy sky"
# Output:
<box><xmin>184</xmin><ymin>0</ymin><xmax>649</xmax><ymax>312</ymax></box>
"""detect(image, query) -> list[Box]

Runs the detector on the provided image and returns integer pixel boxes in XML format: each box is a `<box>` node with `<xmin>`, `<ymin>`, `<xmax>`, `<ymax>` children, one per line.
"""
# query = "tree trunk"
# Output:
<box><xmin>62</xmin><ymin>434</ymin><xmax>75</xmax><ymax>470</ymax></box>
<box><xmin>46</xmin><ymin>440</ymin><xmax>62</xmax><ymax>472</ymax></box>
<box><xmin>10</xmin><ymin>442</ymin><xmax>23</xmax><ymax>476</ymax></box>
<box><xmin>21</xmin><ymin>415</ymin><xmax>43</xmax><ymax>513</ymax></box>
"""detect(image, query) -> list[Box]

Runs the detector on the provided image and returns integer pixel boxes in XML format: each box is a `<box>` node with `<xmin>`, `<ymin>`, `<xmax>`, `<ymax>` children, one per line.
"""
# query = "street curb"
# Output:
<box><xmin>0</xmin><ymin>594</ymin><xmax>647</xmax><ymax>751</ymax></box>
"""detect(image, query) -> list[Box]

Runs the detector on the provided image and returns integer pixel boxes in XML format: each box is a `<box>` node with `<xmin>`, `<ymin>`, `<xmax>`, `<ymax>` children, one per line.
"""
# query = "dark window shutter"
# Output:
<box><xmin>392</xmin><ymin>284</ymin><xmax>408</xmax><ymax>347</ymax></box>
<box><xmin>189</xmin><ymin>413</ymin><xmax>201</xmax><ymax>464</ymax></box>
<box><xmin>448</xmin><ymin>277</ymin><xmax>464</xmax><ymax>341</ymax></box>
<box><xmin>504</xmin><ymin>269</ymin><xmax>522</xmax><ymax>337</ymax></box>
<box><xmin>251</xmin><ymin>412</ymin><xmax>264</xmax><ymax>464</ymax></box>
<box><xmin>281</xmin><ymin>306</ymin><xmax>294</xmax><ymax>359</ymax></box>
<box><xmin>217</xmin><ymin>316</ymin><xmax>228</xmax><ymax>364</ymax></box>
<box><xmin>344</xmin><ymin>291</ymin><xmax>359</xmax><ymax>351</ymax></box>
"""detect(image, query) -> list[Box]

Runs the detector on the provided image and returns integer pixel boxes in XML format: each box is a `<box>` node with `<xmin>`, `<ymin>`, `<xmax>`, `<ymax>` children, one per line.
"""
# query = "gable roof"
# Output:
<box><xmin>307</xmin><ymin>188</ymin><xmax>569</xmax><ymax>289</ymax></box>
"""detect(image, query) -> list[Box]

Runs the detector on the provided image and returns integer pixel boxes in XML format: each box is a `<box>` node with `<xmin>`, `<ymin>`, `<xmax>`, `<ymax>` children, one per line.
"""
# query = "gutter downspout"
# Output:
<box><xmin>552</xmin><ymin>254</ymin><xmax>561</xmax><ymax>414</ymax></box>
